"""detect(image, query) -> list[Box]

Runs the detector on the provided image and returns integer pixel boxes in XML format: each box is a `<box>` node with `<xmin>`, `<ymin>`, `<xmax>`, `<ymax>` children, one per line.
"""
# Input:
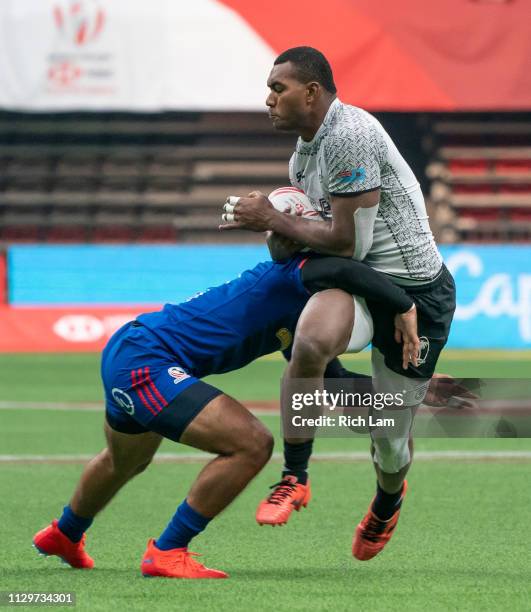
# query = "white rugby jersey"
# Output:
<box><xmin>288</xmin><ymin>98</ymin><xmax>442</xmax><ymax>283</ymax></box>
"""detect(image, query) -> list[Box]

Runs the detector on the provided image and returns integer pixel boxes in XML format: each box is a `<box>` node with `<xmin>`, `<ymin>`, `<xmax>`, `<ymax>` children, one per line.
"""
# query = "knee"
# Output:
<box><xmin>371</xmin><ymin>436</ymin><xmax>411</xmax><ymax>474</ymax></box>
<box><xmin>292</xmin><ymin>334</ymin><xmax>335</xmax><ymax>371</ymax></box>
<box><xmin>241</xmin><ymin>424</ymin><xmax>274</xmax><ymax>471</ymax></box>
<box><xmin>261</xmin><ymin>429</ymin><xmax>275</xmax><ymax>462</ymax></box>
<box><xmin>102</xmin><ymin>449</ymin><xmax>151</xmax><ymax>478</ymax></box>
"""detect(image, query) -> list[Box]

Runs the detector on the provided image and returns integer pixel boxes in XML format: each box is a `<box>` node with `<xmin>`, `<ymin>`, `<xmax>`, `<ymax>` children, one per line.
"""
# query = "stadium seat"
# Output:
<box><xmin>426</xmin><ymin>117</ymin><xmax>531</xmax><ymax>242</ymax></box>
<box><xmin>2</xmin><ymin>111</ymin><xmax>529</xmax><ymax>244</ymax></box>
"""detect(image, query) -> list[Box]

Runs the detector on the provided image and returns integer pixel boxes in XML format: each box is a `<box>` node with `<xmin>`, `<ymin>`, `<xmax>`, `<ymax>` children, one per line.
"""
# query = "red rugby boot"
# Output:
<box><xmin>141</xmin><ymin>539</ymin><xmax>228</xmax><ymax>579</ymax></box>
<box><xmin>33</xmin><ymin>520</ymin><xmax>94</xmax><ymax>569</ymax></box>
<box><xmin>353</xmin><ymin>481</ymin><xmax>408</xmax><ymax>561</ymax></box>
<box><xmin>256</xmin><ymin>475</ymin><xmax>311</xmax><ymax>526</ymax></box>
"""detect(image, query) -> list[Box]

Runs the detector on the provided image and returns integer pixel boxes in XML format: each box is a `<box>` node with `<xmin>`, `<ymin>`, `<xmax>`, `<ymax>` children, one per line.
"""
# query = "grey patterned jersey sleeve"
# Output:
<box><xmin>324</xmin><ymin>118</ymin><xmax>384</xmax><ymax>196</ymax></box>
<box><xmin>288</xmin><ymin>153</ymin><xmax>298</xmax><ymax>188</ymax></box>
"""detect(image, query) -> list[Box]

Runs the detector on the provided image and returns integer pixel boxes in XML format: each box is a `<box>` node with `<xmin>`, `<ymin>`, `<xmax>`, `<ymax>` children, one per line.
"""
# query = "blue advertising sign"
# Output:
<box><xmin>442</xmin><ymin>245</ymin><xmax>531</xmax><ymax>349</ymax></box>
<box><xmin>7</xmin><ymin>244</ymin><xmax>269</xmax><ymax>306</ymax></box>
<box><xmin>7</xmin><ymin>244</ymin><xmax>531</xmax><ymax>349</ymax></box>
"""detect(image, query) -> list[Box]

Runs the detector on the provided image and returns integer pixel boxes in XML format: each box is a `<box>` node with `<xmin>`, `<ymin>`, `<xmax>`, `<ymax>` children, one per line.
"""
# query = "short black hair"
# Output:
<box><xmin>274</xmin><ymin>46</ymin><xmax>337</xmax><ymax>94</ymax></box>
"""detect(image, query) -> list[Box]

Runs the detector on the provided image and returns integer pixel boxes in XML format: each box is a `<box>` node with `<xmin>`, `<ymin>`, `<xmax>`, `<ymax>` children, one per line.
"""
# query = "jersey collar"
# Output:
<box><xmin>297</xmin><ymin>98</ymin><xmax>342</xmax><ymax>153</ymax></box>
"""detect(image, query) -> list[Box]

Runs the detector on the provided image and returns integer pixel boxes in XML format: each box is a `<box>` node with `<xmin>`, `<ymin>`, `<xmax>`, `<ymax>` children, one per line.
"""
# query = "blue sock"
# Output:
<box><xmin>155</xmin><ymin>499</ymin><xmax>211</xmax><ymax>551</ymax></box>
<box><xmin>57</xmin><ymin>505</ymin><xmax>93</xmax><ymax>543</ymax></box>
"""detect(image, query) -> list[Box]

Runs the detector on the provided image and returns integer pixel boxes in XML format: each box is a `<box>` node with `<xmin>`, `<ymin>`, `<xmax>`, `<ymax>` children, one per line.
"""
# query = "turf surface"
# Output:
<box><xmin>1</xmin><ymin>350</ymin><xmax>530</xmax><ymax>402</ymax></box>
<box><xmin>2</xmin><ymin>461</ymin><xmax>531</xmax><ymax>611</ymax></box>
<box><xmin>1</xmin><ymin>352</ymin><xmax>531</xmax><ymax>611</ymax></box>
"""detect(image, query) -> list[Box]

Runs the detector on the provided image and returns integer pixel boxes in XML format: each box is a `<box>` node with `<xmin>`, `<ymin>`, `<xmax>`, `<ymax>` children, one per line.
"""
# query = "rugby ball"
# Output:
<box><xmin>268</xmin><ymin>187</ymin><xmax>320</xmax><ymax>219</ymax></box>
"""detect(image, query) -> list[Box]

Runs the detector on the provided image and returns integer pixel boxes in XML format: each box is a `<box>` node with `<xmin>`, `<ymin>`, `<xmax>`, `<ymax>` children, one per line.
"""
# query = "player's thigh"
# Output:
<box><xmin>104</xmin><ymin>420</ymin><xmax>163</xmax><ymax>473</ymax></box>
<box><xmin>179</xmin><ymin>393</ymin><xmax>273</xmax><ymax>458</ymax></box>
<box><xmin>371</xmin><ymin>347</ymin><xmax>429</xmax><ymax>407</ymax></box>
<box><xmin>293</xmin><ymin>288</ymin><xmax>354</xmax><ymax>358</ymax></box>
<box><xmin>346</xmin><ymin>296</ymin><xmax>373</xmax><ymax>353</ymax></box>
<box><xmin>368</xmin><ymin>264</ymin><xmax>455</xmax><ymax>379</ymax></box>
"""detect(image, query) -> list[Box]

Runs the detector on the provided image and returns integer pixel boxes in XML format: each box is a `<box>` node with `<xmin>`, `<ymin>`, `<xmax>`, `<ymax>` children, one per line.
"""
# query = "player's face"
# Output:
<box><xmin>266</xmin><ymin>62</ymin><xmax>310</xmax><ymax>132</ymax></box>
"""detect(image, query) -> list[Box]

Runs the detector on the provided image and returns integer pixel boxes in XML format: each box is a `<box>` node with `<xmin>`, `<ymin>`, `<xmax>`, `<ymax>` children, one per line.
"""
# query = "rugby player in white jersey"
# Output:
<box><xmin>220</xmin><ymin>47</ymin><xmax>456</xmax><ymax>560</ymax></box>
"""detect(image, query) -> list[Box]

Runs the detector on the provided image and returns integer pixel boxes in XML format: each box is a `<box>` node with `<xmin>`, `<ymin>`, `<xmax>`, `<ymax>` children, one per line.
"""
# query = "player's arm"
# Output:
<box><xmin>301</xmin><ymin>255</ymin><xmax>413</xmax><ymax>313</ymax></box>
<box><xmin>269</xmin><ymin>190</ymin><xmax>378</xmax><ymax>257</ymax></box>
<box><xmin>220</xmin><ymin>190</ymin><xmax>379</xmax><ymax>258</ymax></box>
<box><xmin>221</xmin><ymin>124</ymin><xmax>383</xmax><ymax>255</ymax></box>
<box><xmin>264</xmin><ymin>125</ymin><xmax>382</xmax><ymax>256</ymax></box>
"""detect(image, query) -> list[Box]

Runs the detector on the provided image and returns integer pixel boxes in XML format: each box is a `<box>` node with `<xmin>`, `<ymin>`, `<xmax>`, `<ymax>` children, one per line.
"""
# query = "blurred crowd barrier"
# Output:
<box><xmin>0</xmin><ymin>244</ymin><xmax>529</xmax><ymax>351</ymax></box>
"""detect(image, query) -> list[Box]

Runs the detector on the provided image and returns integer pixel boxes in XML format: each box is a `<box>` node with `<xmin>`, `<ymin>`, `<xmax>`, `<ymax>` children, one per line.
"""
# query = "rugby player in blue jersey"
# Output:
<box><xmin>33</xmin><ymin>253</ymin><xmax>417</xmax><ymax>579</ymax></box>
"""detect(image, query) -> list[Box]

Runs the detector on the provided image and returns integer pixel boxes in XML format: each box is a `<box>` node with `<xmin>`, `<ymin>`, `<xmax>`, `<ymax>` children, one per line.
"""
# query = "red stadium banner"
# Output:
<box><xmin>0</xmin><ymin>306</ymin><xmax>155</xmax><ymax>353</ymax></box>
<box><xmin>221</xmin><ymin>0</ymin><xmax>531</xmax><ymax>111</ymax></box>
<box><xmin>0</xmin><ymin>0</ymin><xmax>529</xmax><ymax>111</ymax></box>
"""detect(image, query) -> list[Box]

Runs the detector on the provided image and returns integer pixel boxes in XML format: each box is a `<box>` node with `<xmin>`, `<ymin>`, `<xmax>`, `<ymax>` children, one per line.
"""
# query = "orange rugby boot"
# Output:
<box><xmin>33</xmin><ymin>520</ymin><xmax>94</xmax><ymax>569</ymax></box>
<box><xmin>141</xmin><ymin>539</ymin><xmax>228</xmax><ymax>579</ymax></box>
<box><xmin>352</xmin><ymin>480</ymin><xmax>408</xmax><ymax>561</ymax></box>
<box><xmin>256</xmin><ymin>475</ymin><xmax>311</xmax><ymax>526</ymax></box>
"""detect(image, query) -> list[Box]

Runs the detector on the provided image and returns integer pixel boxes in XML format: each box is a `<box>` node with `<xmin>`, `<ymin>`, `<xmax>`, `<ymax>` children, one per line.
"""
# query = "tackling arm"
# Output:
<box><xmin>300</xmin><ymin>255</ymin><xmax>413</xmax><ymax>314</ymax></box>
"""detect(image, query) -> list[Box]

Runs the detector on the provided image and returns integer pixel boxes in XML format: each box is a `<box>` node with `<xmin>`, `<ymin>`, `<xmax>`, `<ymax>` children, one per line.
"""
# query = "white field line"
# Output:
<box><xmin>2</xmin><ymin>451</ymin><xmax>531</xmax><ymax>464</ymax></box>
<box><xmin>2</xmin><ymin>400</ymin><xmax>531</xmax><ymax>414</ymax></box>
<box><xmin>0</xmin><ymin>400</ymin><xmax>278</xmax><ymax>417</ymax></box>
<box><xmin>0</xmin><ymin>401</ymin><xmax>103</xmax><ymax>411</ymax></box>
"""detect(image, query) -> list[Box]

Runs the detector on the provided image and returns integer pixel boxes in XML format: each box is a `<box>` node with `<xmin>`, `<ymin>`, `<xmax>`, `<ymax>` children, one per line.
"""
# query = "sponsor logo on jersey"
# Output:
<box><xmin>336</xmin><ymin>167</ymin><xmax>366</xmax><ymax>184</ymax></box>
<box><xmin>168</xmin><ymin>366</ymin><xmax>190</xmax><ymax>384</ymax></box>
<box><xmin>416</xmin><ymin>336</ymin><xmax>430</xmax><ymax>366</ymax></box>
<box><xmin>111</xmin><ymin>388</ymin><xmax>135</xmax><ymax>414</ymax></box>
<box><xmin>276</xmin><ymin>328</ymin><xmax>293</xmax><ymax>351</ymax></box>
<box><xmin>318</xmin><ymin>197</ymin><xmax>331</xmax><ymax>215</ymax></box>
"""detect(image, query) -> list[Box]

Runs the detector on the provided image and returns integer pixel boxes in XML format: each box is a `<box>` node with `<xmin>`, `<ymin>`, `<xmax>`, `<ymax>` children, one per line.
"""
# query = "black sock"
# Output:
<box><xmin>324</xmin><ymin>357</ymin><xmax>371</xmax><ymax>380</ymax></box>
<box><xmin>282</xmin><ymin>440</ymin><xmax>313</xmax><ymax>485</ymax></box>
<box><xmin>371</xmin><ymin>482</ymin><xmax>404</xmax><ymax>521</ymax></box>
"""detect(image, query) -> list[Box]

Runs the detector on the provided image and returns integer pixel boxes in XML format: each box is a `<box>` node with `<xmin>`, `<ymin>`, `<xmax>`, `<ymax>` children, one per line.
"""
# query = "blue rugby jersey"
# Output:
<box><xmin>136</xmin><ymin>256</ymin><xmax>309</xmax><ymax>378</ymax></box>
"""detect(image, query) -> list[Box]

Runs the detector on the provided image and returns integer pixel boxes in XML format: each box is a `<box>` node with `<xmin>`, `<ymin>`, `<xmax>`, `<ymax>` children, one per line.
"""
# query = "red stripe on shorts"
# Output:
<box><xmin>145</xmin><ymin>366</ymin><xmax>168</xmax><ymax>408</ymax></box>
<box><xmin>136</xmin><ymin>368</ymin><xmax>163</xmax><ymax>413</ymax></box>
<box><xmin>131</xmin><ymin>369</ymin><xmax>158</xmax><ymax>416</ymax></box>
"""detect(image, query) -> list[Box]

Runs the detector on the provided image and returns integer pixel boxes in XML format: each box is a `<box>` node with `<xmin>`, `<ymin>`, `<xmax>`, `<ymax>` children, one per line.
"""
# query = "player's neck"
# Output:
<box><xmin>299</xmin><ymin>96</ymin><xmax>336</xmax><ymax>142</ymax></box>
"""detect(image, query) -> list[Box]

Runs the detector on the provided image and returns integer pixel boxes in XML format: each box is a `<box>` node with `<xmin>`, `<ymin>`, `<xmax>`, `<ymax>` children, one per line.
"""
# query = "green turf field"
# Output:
<box><xmin>1</xmin><ymin>352</ymin><xmax>531</xmax><ymax>611</ymax></box>
<box><xmin>1</xmin><ymin>349</ymin><xmax>530</xmax><ymax>402</ymax></box>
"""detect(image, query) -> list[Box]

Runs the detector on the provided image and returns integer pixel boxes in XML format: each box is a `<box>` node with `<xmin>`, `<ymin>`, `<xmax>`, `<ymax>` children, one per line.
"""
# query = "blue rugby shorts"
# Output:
<box><xmin>101</xmin><ymin>321</ymin><xmax>222</xmax><ymax>441</ymax></box>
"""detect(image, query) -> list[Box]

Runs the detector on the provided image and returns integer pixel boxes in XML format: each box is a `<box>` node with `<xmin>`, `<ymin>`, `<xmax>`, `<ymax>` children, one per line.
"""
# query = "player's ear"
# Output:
<box><xmin>306</xmin><ymin>82</ymin><xmax>320</xmax><ymax>104</ymax></box>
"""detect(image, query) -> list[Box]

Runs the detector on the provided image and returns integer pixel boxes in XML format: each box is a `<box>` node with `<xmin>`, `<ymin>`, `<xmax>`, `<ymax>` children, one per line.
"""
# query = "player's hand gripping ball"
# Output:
<box><xmin>222</xmin><ymin>187</ymin><xmax>318</xmax><ymax>224</ymax></box>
